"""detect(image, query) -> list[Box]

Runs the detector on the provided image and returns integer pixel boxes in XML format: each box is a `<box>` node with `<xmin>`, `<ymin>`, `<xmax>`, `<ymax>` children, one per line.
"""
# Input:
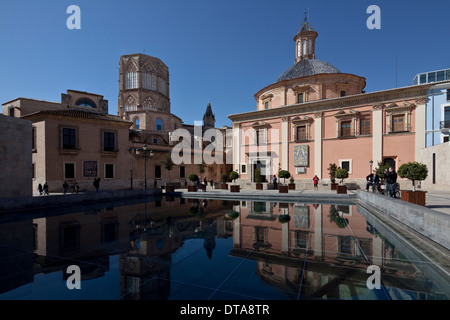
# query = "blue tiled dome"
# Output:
<box><xmin>277</xmin><ymin>59</ymin><xmax>341</xmax><ymax>82</ymax></box>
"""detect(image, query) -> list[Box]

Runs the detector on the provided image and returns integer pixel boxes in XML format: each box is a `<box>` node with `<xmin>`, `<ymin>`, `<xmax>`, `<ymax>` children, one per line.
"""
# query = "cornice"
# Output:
<box><xmin>230</xmin><ymin>84</ymin><xmax>432</xmax><ymax>123</ymax></box>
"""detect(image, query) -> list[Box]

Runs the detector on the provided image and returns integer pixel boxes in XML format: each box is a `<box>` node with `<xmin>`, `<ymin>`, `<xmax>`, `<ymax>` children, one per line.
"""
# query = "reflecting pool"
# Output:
<box><xmin>0</xmin><ymin>196</ymin><xmax>448</xmax><ymax>300</ymax></box>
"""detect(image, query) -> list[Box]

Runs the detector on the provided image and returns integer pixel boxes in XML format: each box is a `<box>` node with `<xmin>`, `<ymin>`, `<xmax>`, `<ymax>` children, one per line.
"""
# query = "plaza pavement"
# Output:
<box><xmin>31</xmin><ymin>187</ymin><xmax>450</xmax><ymax>215</ymax></box>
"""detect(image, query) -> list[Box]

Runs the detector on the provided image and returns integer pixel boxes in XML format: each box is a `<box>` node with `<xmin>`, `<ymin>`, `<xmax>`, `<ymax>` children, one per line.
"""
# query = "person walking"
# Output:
<box><xmin>384</xmin><ymin>167</ymin><xmax>398</xmax><ymax>198</ymax></box>
<box><xmin>43</xmin><ymin>182</ymin><xmax>49</xmax><ymax>195</ymax></box>
<box><xmin>62</xmin><ymin>181</ymin><xmax>69</xmax><ymax>195</ymax></box>
<box><xmin>37</xmin><ymin>183</ymin><xmax>43</xmax><ymax>196</ymax></box>
<box><xmin>372</xmin><ymin>171</ymin><xmax>380</xmax><ymax>192</ymax></box>
<box><xmin>93</xmin><ymin>178</ymin><xmax>100</xmax><ymax>192</ymax></box>
<box><xmin>313</xmin><ymin>175</ymin><xmax>319</xmax><ymax>190</ymax></box>
<box><xmin>365</xmin><ymin>172</ymin><xmax>374</xmax><ymax>192</ymax></box>
<box><xmin>272</xmin><ymin>175</ymin><xmax>278</xmax><ymax>189</ymax></box>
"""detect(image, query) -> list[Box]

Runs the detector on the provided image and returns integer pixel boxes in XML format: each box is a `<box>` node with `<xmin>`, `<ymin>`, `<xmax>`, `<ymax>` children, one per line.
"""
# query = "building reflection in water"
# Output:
<box><xmin>0</xmin><ymin>197</ymin><xmax>447</xmax><ymax>300</ymax></box>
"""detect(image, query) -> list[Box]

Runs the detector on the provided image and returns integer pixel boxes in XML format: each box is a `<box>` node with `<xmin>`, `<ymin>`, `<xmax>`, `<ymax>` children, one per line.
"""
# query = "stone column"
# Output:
<box><xmin>372</xmin><ymin>104</ymin><xmax>383</xmax><ymax>165</ymax></box>
<box><xmin>281</xmin><ymin>117</ymin><xmax>289</xmax><ymax>170</ymax></box>
<box><xmin>233</xmin><ymin>123</ymin><xmax>241</xmax><ymax>172</ymax></box>
<box><xmin>314</xmin><ymin>205</ymin><xmax>323</xmax><ymax>258</ymax></box>
<box><xmin>314</xmin><ymin>112</ymin><xmax>323</xmax><ymax>178</ymax></box>
<box><xmin>415</xmin><ymin>98</ymin><xmax>427</xmax><ymax>161</ymax></box>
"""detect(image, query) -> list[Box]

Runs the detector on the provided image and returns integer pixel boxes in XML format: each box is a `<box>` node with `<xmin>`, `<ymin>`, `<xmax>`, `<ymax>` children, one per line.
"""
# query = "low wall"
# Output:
<box><xmin>357</xmin><ymin>190</ymin><xmax>450</xmax><ymax>250</ymax></box>
<box><xmin>0</xmin><ymin>189</ymin><xmax>162</xmax><ymax>213</ymax></box>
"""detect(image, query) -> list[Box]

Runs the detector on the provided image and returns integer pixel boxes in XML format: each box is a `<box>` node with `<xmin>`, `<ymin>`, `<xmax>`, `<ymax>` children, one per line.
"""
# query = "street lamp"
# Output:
<box><xmin>369</xmin><ymin>160</ymin><xmax>374</xmax><ymax>173</ymax></box>
<box><xmin>135</xmin><ymin>144</ymin><xmax>154</xmax><ymax>190</ymax></box>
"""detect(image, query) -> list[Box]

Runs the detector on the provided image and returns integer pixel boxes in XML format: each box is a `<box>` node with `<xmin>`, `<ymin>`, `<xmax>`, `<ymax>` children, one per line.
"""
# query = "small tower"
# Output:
<box><xmin>294</xmin><ymin>13</ymin><xmax>318</xmax><ymax>63</ymax></box>
<box><xmin>203</xmin><ymin>102</ymin><xmax>216</xmax><ymax>129</ymax></box>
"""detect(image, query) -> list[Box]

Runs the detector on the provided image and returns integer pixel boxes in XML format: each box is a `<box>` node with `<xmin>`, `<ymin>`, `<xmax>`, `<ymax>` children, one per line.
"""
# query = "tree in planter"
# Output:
<box><xmin>229</xmin><ymin>171</ymin><xmax>240</xmax><ymax>185</ymax></box>
<box><xmin>278</xmin><ymin>170</ymin><xmax>291</xmax><ymax>185</ymax></box>
<box><xmin>335</xmin><ymin>168</ymin><xmax>348</xmax><ymax>185</ymax></box>
<box><xmin>397</xmin><ymin>162</ymin><xmax>428</xmax><ymax>192</ymax></box>
<box><xmin>375</xmin><ymin>161</ymin><xmax>390</xmax><ymax>184</ymax></box>
<box><xmin>221</xmin><ymin>173</ymin><xmax>228</xmax><ymax>184</ymax></box>
<box><xmin>327</xmin><ymin>163</ymin><xmax>338</xmax><ymax>184</ymax></box>
<box><xmin>161</xmin><ymin>152</ymin><xmax>174</xmax><ymax>186</ymax></box>
<box><xmin>254</xmin><ymin>168</ymin><xmax>263</xmax><ymax>184</ymax></box>
<box><xmin>188</xmin><ymin>173</ymin><xmax>199</xmax><ymax>186</ymax></box>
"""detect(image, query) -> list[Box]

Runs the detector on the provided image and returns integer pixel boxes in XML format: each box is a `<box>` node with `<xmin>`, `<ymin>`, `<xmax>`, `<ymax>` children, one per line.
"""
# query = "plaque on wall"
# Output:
<box><xmin>83</xmin><ymin>161</ymin><xmax>98</xmax><ymax>178</ymax></box>
<box><xmin>293</xmin><ymin>145</ymin><xmax>309</xmax><ymax>167</ymax></box>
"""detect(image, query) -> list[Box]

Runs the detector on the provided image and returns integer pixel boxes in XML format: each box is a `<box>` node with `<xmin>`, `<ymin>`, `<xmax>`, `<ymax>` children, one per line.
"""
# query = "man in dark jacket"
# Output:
<box><xmin>366</xmin><ymin>171</ymin><xmax>380</xmax><ymax>192</ymax></box>
<box><xmin>384</xmin><ymin>167</ymin><xmax>398</xmax><ymax>198</ymax></box>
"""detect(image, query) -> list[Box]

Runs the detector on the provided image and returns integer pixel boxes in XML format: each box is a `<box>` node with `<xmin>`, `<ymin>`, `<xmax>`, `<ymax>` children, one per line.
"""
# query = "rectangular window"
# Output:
<box><xmin>437</xmin><ymin>71</ymin><xmax>445</xmax><ymax>82</ymax></box>
<box><xmin>298</xmin><ymin>93</ymin><xmax>304</xmax><ymax>103</ymax></box>
<box><xmin>447</xmin><ymin>89</ymin><xmax>450</xmax><ymax>101</ymax></box>
<box><xmin>155</xmin><ymin>165</ymin><xmax>161</xmax><ymax>179</ymax></box>
<box><xmin>428</xmin><ymin>72</ymin><xmax>436</xmax><ymax>82</ymax></box>
<box><xmin>341</xmin><ymin>161</ymin><xmax>350</xmax><ymax>173</ymax></box>
<box><xmin>63</xmin><ymin>128</ymin><xmax>77</xmax><ymax>150</ymax></box>
<box><xmin>103</xmin><ymin>132</ymin><xmax>116</xmax><ymax>152</ymax></box>
<box><xmin>61</xmin><ymin>224</ymin><xmax>80</xmax><ymax>250</ymax></box>
<box><xmin>241</xmin><ymin>164</ymin><xmax>247</xmax><ymax>174</ymax></box>
<box><xmin>256</xmin><ymin>129</ymin><xmax>266</xmax><ymax>145</ymax></box>
<box><xmin>420</xmin><ymin>74</ymin><xmax>427</xmax><ymax>84</ymax></box>
<box><xmin>32</xmin><ymin>127</ymin><xmax>36</xmax><ymax>150</ymax></box>
<box><xmin>392</xmin><ymin>114</ymin><xmax>405</xmax><ymax>132</ymax></box>
<box><xmin>340</xmin><ymin>90</ymin><xmax>347</xmax><ymax>97</ymax></box>
<box><xmin>153</xmin><ymin>138</ymin><xmax>158</xmax><ymax>144</ymax></box>
<box><xmin>296</xmin><ymin>125</ymin><xmax>307</xmax><ymax>140</ymax></box>
<box><xmin>360</xmin><ymin>119</ymin><xmax>371</xmax><ymax>135</ymax></box>
<box><xmin>105</xmin><ymin>164</ymin><xmax>114</xmax><ymax>179</ymax></box>
<box><xmin>179</xmin><ymin>166</ymin><xmax>185</xmax><ymax>178</ymax></box>
<box><xmin>264</xmin><ymin>101</ymin><xmax>269</xmax><ymax>109</ymax></box>
<box><xmin>64</xmin><ymin>163</ymin><xmax>75</xmax><ymax>179</ymax></box>
<box><xmin>9</xmin><ymin>108</ymin><xmax>14</xmax><ymax>117</ymax></box>
<box><xmin>340</xmin><ymin>120</ymin><xmax>352</xmax><ymax>137</ymax></box>
<box><xmin>101</xmin><ymin>222</ymin><xmax>118</xmax><ymax>243</ymax></box>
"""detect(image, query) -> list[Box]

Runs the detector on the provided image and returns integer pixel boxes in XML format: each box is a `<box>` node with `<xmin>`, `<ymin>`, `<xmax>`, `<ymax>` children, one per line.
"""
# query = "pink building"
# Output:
<box><xmin>228</xmin><ymin>18</ymin><xmax>433</xmax><ymax>190</ymax></box>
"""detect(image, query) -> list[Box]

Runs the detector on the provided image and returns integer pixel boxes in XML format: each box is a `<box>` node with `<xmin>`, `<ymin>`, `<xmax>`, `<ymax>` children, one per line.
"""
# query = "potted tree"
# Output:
<box><xmin>328</xmin><ymin>163</ymin><xmax>338</xmax><ymax>190</ymax></box>
<box><xmin>229</xmin><ymin>171</ymin><xmax>240</xmax><ymax>192</ymax></box>
<box><xmin>187</xmin><ymin>173</ymin><xmax>198</xmax><ymax>192</ymax></box>
<box><xmin>161</xmin><ymin>152</ymin><xmax>175</xmax><ymax>192</ymax></box>
<box><xmin>335</xmin><ymin>168</ymin><xmax>348</xmax><ymax>194</ymax></box>
<box><xmin>221</xmin><ymin>173</ymin><xmax>228</xmax><ymax>190</ymax></box>
<box><xmin>278</xmin><ymin>170</ymin><xmax>290</xmax><ymax>193</ymax></box>
<box><xmin>398</xmin><ymin>162</ymin><xmax>428</xmax><ymax>206</ymax></box>
<box><xmin>254</xmin><ymin>168</ymin><xmax>263</xmax><ymax>190</ymax></box>
<box><xmin>288</xmin><ymin>176</ymin><xmax>296</xmax><ymax>190</ymax></box>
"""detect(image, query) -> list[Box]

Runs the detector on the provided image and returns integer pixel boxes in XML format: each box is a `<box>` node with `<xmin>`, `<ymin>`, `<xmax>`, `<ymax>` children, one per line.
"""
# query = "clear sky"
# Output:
<box><xmin>1</xmin><ymin>0</ymin><xmax>449</xmax><ymax>127</ymax></box>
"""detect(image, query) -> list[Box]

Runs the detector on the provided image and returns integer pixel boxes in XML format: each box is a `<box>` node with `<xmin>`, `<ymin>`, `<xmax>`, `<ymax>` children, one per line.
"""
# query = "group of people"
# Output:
<box><xmin>272</xmin><ymin>174</ymin><xmax>320</xmax><ymax>190</ymax></box>
<box><xmin>37</xmin><ymin>183</ymin><xmax>49</xmax><ymax>195</ymax></box>
<box><xmin>366</xmin><ymin>167</ymin><xmax>398</xmax><ymax>198</ymax></box>
<box><xmin>196</xmin><ymin>176</ymin><xmax>213</xmax><ymax>191</ymax></box>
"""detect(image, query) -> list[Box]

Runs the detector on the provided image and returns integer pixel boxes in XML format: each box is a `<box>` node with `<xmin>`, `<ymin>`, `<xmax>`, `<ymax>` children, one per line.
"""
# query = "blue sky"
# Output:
<box><xmin>1</xmin><ymin>0</ymin><xmax>449</xmax><ymax>127</ymax></box>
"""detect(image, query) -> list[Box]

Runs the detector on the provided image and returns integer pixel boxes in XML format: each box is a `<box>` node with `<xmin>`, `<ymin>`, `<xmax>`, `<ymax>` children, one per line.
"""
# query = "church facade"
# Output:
<box><xmin>228</xmin><ymin>18</ymin><xmax>436</xmax><ymax>189</ymax></box>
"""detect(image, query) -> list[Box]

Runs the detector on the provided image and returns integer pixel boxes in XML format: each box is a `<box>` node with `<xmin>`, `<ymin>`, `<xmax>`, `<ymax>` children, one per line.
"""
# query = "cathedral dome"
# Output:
<box><xmin>277</xmin><ymin>58</ymin><xmax>341</xmax><ymax>82</ymax></box>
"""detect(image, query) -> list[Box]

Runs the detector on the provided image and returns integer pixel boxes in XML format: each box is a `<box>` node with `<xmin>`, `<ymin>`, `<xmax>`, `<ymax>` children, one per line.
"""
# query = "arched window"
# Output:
<box><xmin>143</xmin><ymin>96</ymin><xmax>156</xmax><ymax>111</ymax></box>
<box><xmin>124</xmin><ymin>96</ymin><xmax>137</xmax><ymax>112</ymax></box>
<box><xmin>125</xmin><ymin>64</ymin><xmax>138</xmax><ymax>89</ymax></box>
<box><xmin>135</xmin><ymin>118</ymin><xmax>140</xmax><ymax>130</ymax></box>
<box><xmin>76</xmin><ymin>98</ymin><xmax>97</xmax><ymax>109</ymax></box>
<box><xmin>155</xmin><ymin>118</ymin><xmax>163</xmax><ymax>131</ymax></box>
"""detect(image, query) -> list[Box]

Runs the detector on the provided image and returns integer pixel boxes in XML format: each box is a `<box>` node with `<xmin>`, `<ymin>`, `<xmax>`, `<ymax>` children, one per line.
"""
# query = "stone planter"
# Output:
<box><xmin>230</xmin><ymin>185</ymin><xmax>240</xmax><ymax>193</ymax></box>
<box><xmin>331</xmin><ymin>183</ymin><xmax>338</xmax><ymax>190</ymax></box>
<box><xmin>401</xmin><ymin>190</ymin><xmax>427</xmax><ymax>206</ymax></box>
<box><xmin>220</xmin><ymin>184</ymin><xmax>228</xmax><ymax>190</ymax></box>
<box><xmin>336</xmin><ymin>185</ymin><xmax>347</xmax><ymax>194</ymax></box>
<box><xmin>165</xmin><ymin>185</ymin><xmax>175</xmax><ymax>193</ymax></box>
<box><xmin>255</xmin><ymin>183</ymin><xmax>263</xmax><ymax>190</ymax></box>
<box><xmin>288</xmin><ymin>183</ymin><xmax>295</xmax><ymax>190</ymax></box>
<box><xmin>187</xmin><ymin>185</ymin><xmax>197</xmax><ymax>192</ymax></box>
<box><xmin>278</xmin><ymin>185</ymin><xmax>288</xmax><ymax>193</ymax></box>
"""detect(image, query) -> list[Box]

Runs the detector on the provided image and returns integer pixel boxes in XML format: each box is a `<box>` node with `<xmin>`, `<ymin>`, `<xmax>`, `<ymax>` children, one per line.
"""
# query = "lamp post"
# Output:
<box><xmin>135</xmin><ymin>144</ymin><xmax>154</xmax><ymax>190</ymax></box>
<box><xmin>369</xmin><ymin>160</ymin><xmax>373</xmax><ymax>173</ymax></box>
